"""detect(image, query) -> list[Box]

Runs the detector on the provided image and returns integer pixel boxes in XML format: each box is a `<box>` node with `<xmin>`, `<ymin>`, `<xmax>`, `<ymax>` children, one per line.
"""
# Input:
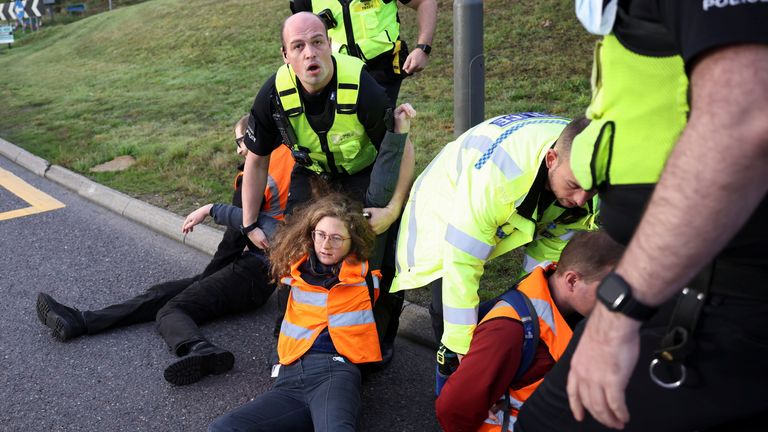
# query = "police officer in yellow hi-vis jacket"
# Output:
<box><xmin>290</xmin><ymin>0</ymin><xmax>437</xmax><ymax>105</ymax></box>
<box><xmin>391</xmin><ymin>113</ymin><xmax>599</xmax><ymax>356</ymax></box>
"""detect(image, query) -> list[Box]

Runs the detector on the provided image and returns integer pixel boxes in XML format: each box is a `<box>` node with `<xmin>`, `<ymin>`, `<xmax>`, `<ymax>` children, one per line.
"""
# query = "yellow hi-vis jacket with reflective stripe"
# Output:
<box><xmin>477</xmin><ymin>266</ymin><xmax>572</xmax><ymax>431</ymax></box>
<box><xmin>391</xmin><ymin>113</ymin><xmax>598</xmax><ymax>354</ymax></box>
<box><xmin>275</xmin><ymin>53</ymin><xmax>377</xmax><ymax>176</ymax></box>
<box><xmin>311</xmin><ymin>0</ymin><xmax>400</xmax><ymax>61</ymax></box>
<box><xmin>278</xmin><ymin>254</ymin><xmax>382</xmax><ymax>365</ymax></box>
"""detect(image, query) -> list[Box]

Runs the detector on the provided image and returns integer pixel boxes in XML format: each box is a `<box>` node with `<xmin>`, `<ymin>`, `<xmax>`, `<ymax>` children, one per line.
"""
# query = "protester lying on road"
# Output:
<box><xmin>35</xmin><ymin>115</ymin><xmax>294</xmax><ymax>386</ymax></box>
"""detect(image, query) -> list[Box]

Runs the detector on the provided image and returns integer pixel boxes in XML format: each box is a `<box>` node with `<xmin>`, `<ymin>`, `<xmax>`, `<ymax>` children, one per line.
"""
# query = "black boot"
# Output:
<box><xmin>163</xmin><ymin>341</ymin><xmax>234</xmax><ymax>386</ymax></box>
<box><xmin>36</xmin><ymin>292</ymin><xmax>87</xmax><ymax>341</ymax></box>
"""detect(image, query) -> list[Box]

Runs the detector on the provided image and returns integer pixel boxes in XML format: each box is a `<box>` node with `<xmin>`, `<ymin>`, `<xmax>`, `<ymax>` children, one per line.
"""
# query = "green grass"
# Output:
<box><xmin>0</xmin><ymin>0</ymin><xmax>596</xmax><ymax>302</ymax></box>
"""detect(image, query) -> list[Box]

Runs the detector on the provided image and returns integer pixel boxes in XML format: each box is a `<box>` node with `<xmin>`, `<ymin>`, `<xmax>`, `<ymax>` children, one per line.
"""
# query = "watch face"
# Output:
<box><xmin>598</xmin><ymin>276</ymin><xmax>629</xmax><ymax>310</ymax></box>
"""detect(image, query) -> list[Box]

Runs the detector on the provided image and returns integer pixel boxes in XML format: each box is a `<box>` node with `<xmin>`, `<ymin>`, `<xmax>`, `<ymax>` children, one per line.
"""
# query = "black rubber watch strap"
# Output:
<box><xmin>416</xmin><ymin>43</ymin><xmax>431</xmax><ymax>55</ymax></box>
<box><xmin>598</xmin><ymin>272</ymin><xmax>658</xmax><ymax>321</ymax></box>
<box><xmin>240</xmin><ymin>221</ymin><xmax>259</xmax><ymax>235</ymax></box>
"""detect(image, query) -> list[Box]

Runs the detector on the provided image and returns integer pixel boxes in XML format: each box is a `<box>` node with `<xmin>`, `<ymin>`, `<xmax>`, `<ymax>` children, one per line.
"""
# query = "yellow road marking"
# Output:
<box><xmin>0</xmin><ymin>168</ymin><xmax>65</xmax><ymax>221</ymax></box>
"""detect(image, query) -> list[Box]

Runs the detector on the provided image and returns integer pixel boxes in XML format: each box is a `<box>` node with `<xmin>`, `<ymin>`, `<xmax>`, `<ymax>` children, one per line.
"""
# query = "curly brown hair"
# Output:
<box><xmin>268</xmin><ymin>192</ymin><xmax>375</xmax><ymax>282</ymax></box>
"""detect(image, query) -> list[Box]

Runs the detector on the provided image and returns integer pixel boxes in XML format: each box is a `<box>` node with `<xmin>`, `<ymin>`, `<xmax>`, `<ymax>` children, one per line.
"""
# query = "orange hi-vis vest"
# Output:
<box><xmin>277</xmin><ymin>254</ymin><xmax>382</xmax><ymax>365</ymax></box>
<box><xmin>478</xmin><ymin>266</ymin><xmax>573</xmax><ymax>432</ymax></box>
<box><xmin>234</xmin><ymin>144</ymin><xmax>294</xmax><ymax>219</ymax></box>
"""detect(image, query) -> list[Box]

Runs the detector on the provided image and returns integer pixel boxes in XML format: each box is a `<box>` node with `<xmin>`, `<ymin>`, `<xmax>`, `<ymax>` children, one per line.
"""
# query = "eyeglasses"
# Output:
<box><xmin>312</xmin><ymin>230</ymin><xmax>350</xmax><ymax>248</ymax></box>
<box><xmin>235</xmin><ymin>136</ymin><xmax>246</xmax><ymax>147</ymax></box>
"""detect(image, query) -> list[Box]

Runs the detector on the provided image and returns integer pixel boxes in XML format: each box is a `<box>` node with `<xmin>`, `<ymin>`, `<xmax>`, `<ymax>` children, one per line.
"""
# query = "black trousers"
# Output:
<box><xmin>516</xmin><ymin>293</ymin><xmax>768</xmax><ymax>431</ymax></box>
<box><xmin>82</xmin><ymin>253</ymin><xmax>275</xmax><ymax>356</ymax></box>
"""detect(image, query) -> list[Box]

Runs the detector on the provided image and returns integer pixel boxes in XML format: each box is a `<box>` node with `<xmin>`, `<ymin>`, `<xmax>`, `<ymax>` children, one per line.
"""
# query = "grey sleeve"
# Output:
<box><xmin>365</xmin><ymin>131</ymin><xmax>408</xmax><ymax>208</ymax></box>
<box><xmin>211</xmin><ymin>203</ymin><xmax>280</xmax><ymax>241</ymax></box>
<box><xmin>211</xmin><ymin>204</ymin><xmax>243</xmax><ymax>230</ymax></box>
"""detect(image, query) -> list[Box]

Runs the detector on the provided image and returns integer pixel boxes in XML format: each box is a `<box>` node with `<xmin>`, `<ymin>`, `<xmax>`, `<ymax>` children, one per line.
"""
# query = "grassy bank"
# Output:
<box><xmin>0</xmin><ymin>0</ymin><xmax>595</xmax><ymax>300</ymax></box>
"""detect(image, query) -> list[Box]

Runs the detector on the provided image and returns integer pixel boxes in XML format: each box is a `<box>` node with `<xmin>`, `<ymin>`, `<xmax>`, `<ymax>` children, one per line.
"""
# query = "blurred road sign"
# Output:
<box><xmin>0</xmin><ymin>24</ymin><xmax>13</xmax><ymax>45</ymax></box>
<box><xmin>0</xmin><ymin>3</ymin><xmax>12</xmax><ymax>20</ymax></box>
<box><xmin>0</xmin><ymin>0</ymin><xmax>41</xmax><ymax>21</ymax></box>
<box><xmin>24</xmin><ymin>0</ymin><xmax>41</xmax><ymax>17</ymax></box>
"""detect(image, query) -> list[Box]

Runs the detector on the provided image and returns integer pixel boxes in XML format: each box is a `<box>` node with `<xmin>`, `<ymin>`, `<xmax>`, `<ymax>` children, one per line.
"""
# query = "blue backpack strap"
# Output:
<box><xmin>497</xmin><ymin>289</ymin><xmax>539</xmax><ymax>381</ymax></box>
<box><xmin>478</xmin><ymin>287</ymin><xmax>540</xmax><ymax>431</ymax></box>
<box><xmin>478</xmin><ymin>287</ymin><xmax>540</xmax><ymax>381</ymax></box>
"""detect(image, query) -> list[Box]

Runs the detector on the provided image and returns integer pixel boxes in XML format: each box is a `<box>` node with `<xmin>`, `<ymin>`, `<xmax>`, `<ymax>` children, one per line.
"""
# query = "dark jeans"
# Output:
<box><xmin>517</xmin><ymin>294</ymin><xmax>768</xmax><ymax>432</ymax></box>
<box><xmin>81</xmin><ymin>253</ymin><xmax>274</xmax><ymax>356</ymax></box>
<box><xmin>208</xmin><ymin>353</ymin><xmax>362</xmax><ymax>432</ymax></box>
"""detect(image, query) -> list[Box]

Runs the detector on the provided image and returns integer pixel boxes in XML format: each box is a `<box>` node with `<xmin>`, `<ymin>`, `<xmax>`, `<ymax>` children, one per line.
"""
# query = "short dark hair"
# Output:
<box><xmin>555</xmin><ymin>230</ymin><xmax>624</xmax><ymax>282</ymax></box>
<box><xmin>554</xmin><ymin>117</ymin><xmax>591</xmax><ymax>161</ymax></box>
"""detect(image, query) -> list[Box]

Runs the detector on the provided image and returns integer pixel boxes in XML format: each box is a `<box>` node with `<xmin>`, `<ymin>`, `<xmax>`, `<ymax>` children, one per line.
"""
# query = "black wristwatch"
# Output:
<box><xmin>416</xmin><ymin>43</ymin><xmax>432</xmax><ymax>55</ymax></box>
<box><xmin>239</xmin><ymin>221</ymin><xmax>259</xmax><ymax>235</ymax></box>
<box><xmin>597</xmin><ymin>272</ymin><xmax>657</xmax><ymax>321</ymax></box>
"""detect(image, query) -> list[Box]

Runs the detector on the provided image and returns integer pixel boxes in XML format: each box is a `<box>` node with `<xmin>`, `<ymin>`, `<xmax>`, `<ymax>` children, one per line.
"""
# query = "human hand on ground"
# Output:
<box><xmin>182</xmin><ymin>204</ymin><xmax>213</xmax><ymax>234</ymax></box>
<box><xmin>567</xmin><ymin>304</ymin><xmax>641</xmax><ymax>429</ymax></box>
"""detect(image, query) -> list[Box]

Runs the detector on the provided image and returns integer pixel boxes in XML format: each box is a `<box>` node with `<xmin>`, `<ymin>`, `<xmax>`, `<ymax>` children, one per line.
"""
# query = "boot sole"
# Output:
<box><xmin>36</xmin><ymin>293</ymin><xmax>73</xmax><ymax>342</ymax></box>
<box><xmin>163</xmin><ymin>350</ymin><xmax>235</xmax><ymax>386</ymax></box>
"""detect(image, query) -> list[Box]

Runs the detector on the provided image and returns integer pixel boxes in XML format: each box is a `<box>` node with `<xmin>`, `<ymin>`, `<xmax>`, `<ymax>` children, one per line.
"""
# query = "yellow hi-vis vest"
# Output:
<box><xmin>570</xmin><ymin>34</ymin><xmax>689</xmax><ymax>196</ymax></box>
<box><xmin>391</xmin><ymin>113</ymin><xmax>598</xmax><ymax>354</ymax></box>
<box><xmin>311</xmin><ymin>0</ymin><xmax>400</xmax><ymax>61</ymax></box>
<box><xmin>275</xmin><ymin>53</ymin><xmax>378</xmax><ymax>175</ymax></box>
<box><xmin>477</xmin><ymin>266</ymin><xmax>573</xmax><ymax>432</ymax></box>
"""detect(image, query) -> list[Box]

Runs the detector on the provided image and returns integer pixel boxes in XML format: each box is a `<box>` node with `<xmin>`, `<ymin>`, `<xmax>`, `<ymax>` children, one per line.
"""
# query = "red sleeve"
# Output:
<box><xmin>436</xmin><ymin>318</ymin><xmax>524</xmax><ymax>432</ymax></box>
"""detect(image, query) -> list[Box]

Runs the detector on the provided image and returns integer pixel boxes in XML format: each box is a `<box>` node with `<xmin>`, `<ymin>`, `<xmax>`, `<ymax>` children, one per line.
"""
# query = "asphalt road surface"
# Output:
<box><xmin>0</xmin><ymin>155</ymin><xmax>439</xmax><ymax>432</ymax></box>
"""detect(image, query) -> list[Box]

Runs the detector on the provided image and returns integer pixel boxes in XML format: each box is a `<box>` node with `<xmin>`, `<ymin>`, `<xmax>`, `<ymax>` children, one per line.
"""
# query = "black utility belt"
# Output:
<box><xmin>706</xmin><ymin>260</ymin><xmax>768</xmax><ymax>300</ymax></box>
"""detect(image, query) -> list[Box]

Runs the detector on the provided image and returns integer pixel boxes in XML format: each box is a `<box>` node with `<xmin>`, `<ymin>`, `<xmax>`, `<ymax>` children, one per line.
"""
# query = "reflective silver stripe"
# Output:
<box><xmin>335</xmin><ymin>281</ymin><xmax>368</xmax><ymax>289</ymax></box>
<box><xmin>483</xmin><ymin>409</ymin><xmax>504</xmax><ymax>426</ymax></box>
<box><xmin>490</xmin><ymin>146</ymin><xmax>523</xmax><ymax>179</ymax></box>
<box><xmin>443</xmin><ymin>304</ymin><xmax>478</xmax><ymax>326</ymax></box>
<box><xmin>280</xmin><ymin>320</ymin><xmax>314</xmax><ymax>340</ymax></box>
<box><xmin>490</xmin><ymin>300</ymin><xmax>510</xmax><ymax>312</ymax></box>
<box><xmin>406</xmin><ymin>145</ymin><xmax>447</xmax><ymax>268</ymax></box>
<box><xmin>406</xmin><ymin>196</ymin><xmax>419</xmax><ymax>268</ymax></box>
<box><xmin>522</xmin><ymin>255</ymin><xmax>552</xmax><ymax>273</ymax></box>
<box><xmin>281</xmin><ymin>277</ymin><xmax>295</xmax><ymax>285</ymax></box>
<box><xmin>445</xmin><ymin>224</ymin><xmax>494</xmax><ymax>260</ymax></box>
<box><xmin>261</xmin><ymin>174</ymin><xmax>283</xmax><ymax>217</ymax></box>
<box><xmin>329</xmin><ymin>310</ymin><xmax>375</xmax><ymax>327</ymax></box>
<box><xmin>458</xmin><ymin>134</ymin><xmax>493</xmax><ymax>175</ymax></box>
<box><xmin>291</xmin><ymin>286</ymin><xmax>327</xmax><ymax>307</ymax></box>
<box><xmin>360</xmin><ymin>261</ymin><xmax>368</xmax><ymax>278</ymax></box>
<box><xmin>482</xmin><ymin>413</ymin><xmax>517</xmax><ymax>431</ymax></box>
<box><xmin>509</xmin><ymin>394</ymin><xmax>524</xmax><ymax>410</ymax></box>
<box><xmin>559</xmin><ymin>230</ymin><xmax>575</xmax><ymax>241</ymax></box>
<box><xmin>372</xmin><ymin>274</ymin><xmax>380</xmax><ymax>290</ymax></box>
<box><xmin>530</xmin><ymin>298</ymin><xmax>556</xmax><ymax>334</ymax></box>
<box><xmin>482</xmin><ymin>400</ymin><xmax>520</xmax><ymax>431</ymax></box>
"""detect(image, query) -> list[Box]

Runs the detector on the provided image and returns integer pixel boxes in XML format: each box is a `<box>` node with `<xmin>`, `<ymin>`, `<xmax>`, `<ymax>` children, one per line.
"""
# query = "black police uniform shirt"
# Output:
<box><xmin>608</xmin><ymin>0</ymin><xmax>768</xmax><ymax>274</ymax></box>
<box><xmin>244</xmin><ymin>57</ymin><xmax>391</xmax><ymax>157</ymax></box>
